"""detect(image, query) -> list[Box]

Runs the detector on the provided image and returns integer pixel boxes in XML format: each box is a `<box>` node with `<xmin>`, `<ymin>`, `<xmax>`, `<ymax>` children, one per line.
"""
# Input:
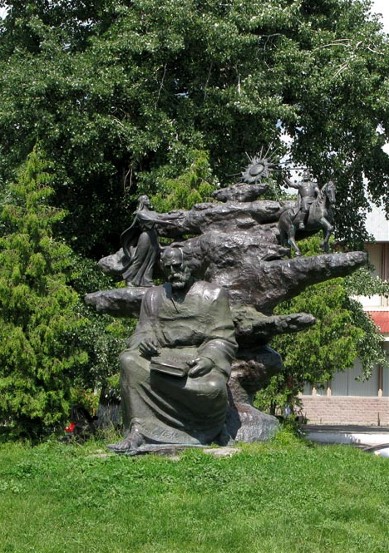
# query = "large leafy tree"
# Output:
<box><xmin>0</xmin><ymin>0</ymin><xmax>388</xmax><ymax>256</ymax></box>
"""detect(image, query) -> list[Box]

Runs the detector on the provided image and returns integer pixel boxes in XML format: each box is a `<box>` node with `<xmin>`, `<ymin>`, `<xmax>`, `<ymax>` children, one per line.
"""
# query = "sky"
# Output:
<box><xmin>371</xmin><ymin>0</ymin><xmax>389</xmax><ymax>33</ymax></box>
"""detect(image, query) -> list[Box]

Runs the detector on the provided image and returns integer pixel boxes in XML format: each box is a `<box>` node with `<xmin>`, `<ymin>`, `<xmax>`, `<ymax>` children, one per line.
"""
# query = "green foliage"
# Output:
<box><xmin>269</xmin><ymin>279</ymin><xmax>363</xmax><ymax>390</ymax></box>
<box><xmin>344</xmin><ymin>296</ymin><xmax>387</xmax><ymax>379</ymax></box>
<box><xmin>63</xmin><ymin>254</ymin><xmax>131</xmax><ymax>410</ymax></box>
<box><xmin>0</xmin><ymin>1</ymin><xmax>388</xmax><ymax>254</ymax></box>
<box><xmin>256</xmin><ymin>235</ymin><xmax>386</xmax><ymax>414</ymax></box>
<box><xmin>138</xmin><ymin>148</ymin><xmax>217</xmax><ymax>212</ymax></box>
<box><xmin>73</xmin><ymin>307</ymin><xmax>129</xmax><ymax>404</ymax></box>
<box><xmin>0</xmin><ymin>147</ymin><xmax>90</xmax><ymax>438</ymax></box>
<box><xmin>345</xmin><ymin>266</ymin><xmax>389</xmax><ymax>298</ymax></box>
<box><xmin>344</xmin><ymin>266</ymin><xmax>389</xmax><ymax>377</ymax></box>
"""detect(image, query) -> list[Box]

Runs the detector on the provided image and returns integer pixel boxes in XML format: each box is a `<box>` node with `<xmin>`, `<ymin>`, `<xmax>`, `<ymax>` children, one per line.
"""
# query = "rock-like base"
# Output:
<box><xmin>226</xmin><ymin>403</ymin><xmax>280</xmax><ymax>443</ymax></box>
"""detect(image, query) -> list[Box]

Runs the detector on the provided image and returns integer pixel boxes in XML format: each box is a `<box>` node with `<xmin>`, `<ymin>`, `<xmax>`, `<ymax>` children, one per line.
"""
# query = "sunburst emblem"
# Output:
<box><xmin>241</xmin><ymin>148</ymin><xmax>277</xmax><ymax>184</ymax></box>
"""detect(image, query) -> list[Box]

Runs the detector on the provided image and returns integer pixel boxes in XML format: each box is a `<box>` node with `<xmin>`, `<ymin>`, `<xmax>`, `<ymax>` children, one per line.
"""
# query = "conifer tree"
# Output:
<box><xmin>0</xmin><ymin>146</ymin><xmax>88</xmax><ymax>437</ymax></box>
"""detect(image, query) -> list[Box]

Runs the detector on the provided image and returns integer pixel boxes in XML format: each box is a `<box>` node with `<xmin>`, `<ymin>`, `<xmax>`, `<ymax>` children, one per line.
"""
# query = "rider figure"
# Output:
<box><xmin>284</xmin><ymin>169</ymin><xmax>320</xmax><ymax>230</ymax></box>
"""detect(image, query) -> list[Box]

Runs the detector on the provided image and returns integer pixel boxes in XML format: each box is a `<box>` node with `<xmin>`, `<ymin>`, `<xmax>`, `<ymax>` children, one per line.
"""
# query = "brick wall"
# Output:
<box><xmin>300</xmin><ymin>396</ymin><xmax>389</xmax><ymax>426</ymax></box>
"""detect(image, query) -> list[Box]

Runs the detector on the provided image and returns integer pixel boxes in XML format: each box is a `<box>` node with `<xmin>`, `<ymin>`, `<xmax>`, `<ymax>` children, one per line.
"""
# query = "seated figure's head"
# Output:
<box><xmin>161</xmin><ymin>247</ymin><xmax>193</xmax><ymax>291</ymax></box>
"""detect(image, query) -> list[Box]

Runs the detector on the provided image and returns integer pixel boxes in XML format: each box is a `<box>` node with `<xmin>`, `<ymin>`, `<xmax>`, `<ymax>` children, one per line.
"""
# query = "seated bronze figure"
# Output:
<box><xmin>109</xmin><ymin>247</ymin><xmax>237</xmax><ymax>453</ymax></box>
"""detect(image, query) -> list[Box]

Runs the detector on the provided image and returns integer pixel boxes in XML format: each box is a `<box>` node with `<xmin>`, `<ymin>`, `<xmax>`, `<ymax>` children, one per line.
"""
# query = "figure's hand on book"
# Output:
<box><xmin>139</xmin><ymin>339</ymin><xmax>159</xmax><ymax>358</ymax></box>
<box><xmin>188</xmin><ymin>357</ymin><xmax>214</xmax><ymax>378</ymax></box>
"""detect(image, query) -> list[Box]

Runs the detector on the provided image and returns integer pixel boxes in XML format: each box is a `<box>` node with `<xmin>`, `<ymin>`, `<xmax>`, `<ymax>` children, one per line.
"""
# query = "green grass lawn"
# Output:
<box><xmin>1</xmin><ymin>431</ymin><xmax>388</xmax><ymax>553</ymax></box>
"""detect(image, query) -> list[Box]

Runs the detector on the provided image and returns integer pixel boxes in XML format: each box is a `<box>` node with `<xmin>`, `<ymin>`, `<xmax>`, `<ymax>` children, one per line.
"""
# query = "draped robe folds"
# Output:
<box><xmin>121</xmin><ymin>208</ymin><xmax>160</xmax><ymax>286</ymax></box>
<box><xmin>120</xmin><ymin>281</ymin><xmax>238</xmax><ymax>445</ymax></box>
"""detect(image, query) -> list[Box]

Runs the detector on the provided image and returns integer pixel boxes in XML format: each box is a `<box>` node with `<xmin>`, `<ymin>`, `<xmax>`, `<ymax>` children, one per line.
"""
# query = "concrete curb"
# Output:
<box><xmin>303</xmin><ymin>425</ymin><xmax>389</xmax><ymax>447</ymax></box>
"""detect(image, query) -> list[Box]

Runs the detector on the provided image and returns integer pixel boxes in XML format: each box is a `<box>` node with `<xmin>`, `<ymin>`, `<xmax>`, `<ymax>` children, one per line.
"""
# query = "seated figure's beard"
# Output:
<box><xmin>168</xmin><ymin>269</ymin><xmax>192</xmax><ymax>290</ymax></box>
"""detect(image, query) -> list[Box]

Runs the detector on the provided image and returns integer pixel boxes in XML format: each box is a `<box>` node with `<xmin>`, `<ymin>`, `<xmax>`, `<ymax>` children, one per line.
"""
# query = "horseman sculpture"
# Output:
<box><xmin>283</xmin><ymin>169</ymin><xmax>320</xmax><ymax>230</ymax></box>
<box><xmin>278</xmin><ymin>173</ymin><xmax>336</xmax><ymax>256</ymax></box>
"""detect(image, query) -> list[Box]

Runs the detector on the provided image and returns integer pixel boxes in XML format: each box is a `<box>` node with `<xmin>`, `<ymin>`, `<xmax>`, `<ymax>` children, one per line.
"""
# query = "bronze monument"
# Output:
<box><xmin>86</xmin><ymin>155</ymin><xmax>365</xmax><ymax>453</ymax></box>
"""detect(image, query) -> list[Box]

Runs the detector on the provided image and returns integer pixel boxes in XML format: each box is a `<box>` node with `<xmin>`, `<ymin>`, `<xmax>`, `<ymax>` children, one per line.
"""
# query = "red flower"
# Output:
<box><xmin>64</xmin><ymin>422</ymin><xmax>76</xmax><ymax>433</ymax></box>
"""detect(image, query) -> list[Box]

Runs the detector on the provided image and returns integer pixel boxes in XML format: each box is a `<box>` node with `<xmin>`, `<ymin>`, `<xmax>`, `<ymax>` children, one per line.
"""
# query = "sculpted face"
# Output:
<box><xmin>138</xmin><ymin>195</ymin><xmax>151</xmax><ymax>209</ymax></box>
<box><xmin>302</xmin><ymin>169</ymin><xmax>313</xmax><ymax>182</ymax></box>
<box><xmin>161</xmin><ymin>249</ymin><xmax>192</xmax><ymax>291</ymax></box>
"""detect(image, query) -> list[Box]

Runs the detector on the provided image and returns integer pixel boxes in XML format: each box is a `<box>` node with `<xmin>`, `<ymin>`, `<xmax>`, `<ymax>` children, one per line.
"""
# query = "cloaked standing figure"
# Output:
<box><xmin>109</xmin><ymin>247</ymin><xmax>238</xmax><ymax>454</ymax></box>
<box><xmin>121</xmin><ymin>195</ymin><xmax>160</xmax><ymax>287</ymax></box>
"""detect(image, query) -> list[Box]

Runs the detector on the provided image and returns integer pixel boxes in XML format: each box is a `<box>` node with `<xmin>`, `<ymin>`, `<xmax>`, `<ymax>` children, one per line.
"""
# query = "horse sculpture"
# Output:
<box><xmin>278</xmin><ymin>180</ymin><xmax>336</xmax><ymax>256</ymax></box>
